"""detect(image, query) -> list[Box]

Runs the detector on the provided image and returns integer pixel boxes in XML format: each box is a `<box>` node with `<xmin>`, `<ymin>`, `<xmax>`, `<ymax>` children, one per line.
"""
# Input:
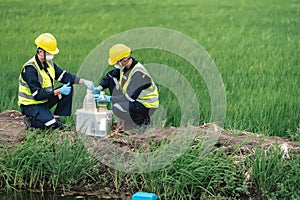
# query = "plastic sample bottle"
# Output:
<box><xmin>83</xmin><ymin>89</ymin><xmax>96</xmax><ymax>112</ymax></box>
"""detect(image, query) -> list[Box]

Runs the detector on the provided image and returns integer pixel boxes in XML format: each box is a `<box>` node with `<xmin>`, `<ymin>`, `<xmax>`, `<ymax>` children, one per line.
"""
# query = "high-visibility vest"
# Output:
<box><xmin>18</xmin><ymin>56</ymin><xmax>55</xmax><ymax>106</ymax></box>
<box><xmin>119</xmin><ymin>63</ymin><xmax>159</xmax><ymax>108</ymax></box>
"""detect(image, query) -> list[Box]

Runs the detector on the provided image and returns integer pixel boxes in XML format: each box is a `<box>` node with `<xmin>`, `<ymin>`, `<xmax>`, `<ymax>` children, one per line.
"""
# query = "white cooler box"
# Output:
<box><xmin>75</xmin><ymin>108</ymin><xmax>113</xmax><ymax>136</ymax></box>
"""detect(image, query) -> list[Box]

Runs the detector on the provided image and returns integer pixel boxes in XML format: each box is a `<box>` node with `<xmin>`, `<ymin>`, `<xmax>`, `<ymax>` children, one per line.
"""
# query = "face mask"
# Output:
<box><xmin>114</xmin><ymin>62</ymin><xmax>123</xmax><ymax>70</ymax></box>
<box><xmin>45</xmin><ymin>53</ymin><xmax>54</xmax><ymax>61</ymax></box>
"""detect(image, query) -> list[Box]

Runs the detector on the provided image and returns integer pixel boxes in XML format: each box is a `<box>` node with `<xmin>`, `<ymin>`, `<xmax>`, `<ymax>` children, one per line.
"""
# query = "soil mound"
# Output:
<box><xmin>0</xmin><ymin>110</ymin><xmax>299</xmax><ymax>156</ymax></box>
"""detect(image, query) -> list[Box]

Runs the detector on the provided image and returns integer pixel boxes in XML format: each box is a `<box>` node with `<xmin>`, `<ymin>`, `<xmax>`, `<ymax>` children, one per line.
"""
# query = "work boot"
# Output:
<box><xmin>47</xmin><ymin>118</ymin><xmax>67</xmax><ymax>130</ymax></box>
<box><xmin>55</xmin><ymin>118</ymin><xmax>67</xmax><ymax>130</ymax></box>
<box><xmin>24</xmin><ymin>115</ymin><xmax>32</xmax><ymax>130</ymax></box>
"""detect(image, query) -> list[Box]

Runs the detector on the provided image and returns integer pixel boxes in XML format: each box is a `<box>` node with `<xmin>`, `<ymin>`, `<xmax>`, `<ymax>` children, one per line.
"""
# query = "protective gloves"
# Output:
<box><xmin>93</xmin><ymin>93</ymin><xmax>100</xmax><ymax>100</ymax></box>
<box><xmin>92</xmin><ymin>86</ymin><xmax>101</xmax><ymax>94</ymax></box>
<box><xmin>83</xmin><ymin>79</ymin><xmax>94</xmax><ymax>91</ymax></box>
<box><xmin>59</xmin><ymin>82</ymin><xmax>71</xmax><ymax>95</ymax></box>
<box><xmin>96</xmin><ymin>95</ymin><xmax>111</xmax><ymax>103</ymax></box>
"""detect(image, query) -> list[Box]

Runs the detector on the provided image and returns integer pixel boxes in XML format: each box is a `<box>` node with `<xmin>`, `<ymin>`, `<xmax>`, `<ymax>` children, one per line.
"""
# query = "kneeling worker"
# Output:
<box><xmin>94</xmin><ymin>44</ymin><xmax>159</xmax><ymax>130</ymax></box>
<box><xmin>18</xmin><ymin>33</ymin><xmax>94</xmax><ymax>129</ymax></box>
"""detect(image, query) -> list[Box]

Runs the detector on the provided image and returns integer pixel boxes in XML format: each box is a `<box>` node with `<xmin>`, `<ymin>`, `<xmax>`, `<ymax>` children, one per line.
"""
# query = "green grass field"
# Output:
<box><xmin>1</xmin><ymin>0</ymin><xmax>299</xmax><ymax>136</ymax></box>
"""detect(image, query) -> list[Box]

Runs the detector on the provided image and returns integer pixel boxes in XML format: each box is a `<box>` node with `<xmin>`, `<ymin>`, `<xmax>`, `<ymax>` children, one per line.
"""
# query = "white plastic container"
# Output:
<box><xmin>75</xmin><ymin>108</ymin><xmax>113</xmax><ymax>137</ymax></box>
<box><xmin>83</xmin><ymin>89</ymin><xmax>96</xmax><ymax>112</ymax></box>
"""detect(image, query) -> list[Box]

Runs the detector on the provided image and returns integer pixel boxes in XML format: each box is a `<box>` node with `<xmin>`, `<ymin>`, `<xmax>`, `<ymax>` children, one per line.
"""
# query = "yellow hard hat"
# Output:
<box><xmin>108</xmin><ymin>44</ymin><xmax>131</xmax><ymax>65</ymax></box>
<box><xmin>34</xmin><ymin>33</ymin><xmax>59</xmax><ymax>55</ymax></box>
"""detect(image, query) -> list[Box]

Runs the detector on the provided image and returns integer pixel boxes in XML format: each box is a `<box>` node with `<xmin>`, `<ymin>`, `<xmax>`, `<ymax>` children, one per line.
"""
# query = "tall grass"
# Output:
<box><xmin>246</xmin><ymin>146</ymin><xmax>300</xmax><ymax>199</ymax></box>
<box><xmin>0</xmin><ymin>0</ymin><xmax>299</xmax><ymax>136</ymax></box>
<box><xmin>124</xmin><ymin>139</ymin><xmax>300</xmax><ymax>199</ymax></box>
<box><xmin>128</xmin><ymin>141</ymin><xmax>249</xmax><ymax>199</ymax></box>
<box><xmin>0</xmin><ymin>130</ymin><xmax>98</xmax><ymax>192</ymax></box>
<box><xmin>0</xmin><ymin>128</ymin><xmax>299</xmax><ymax>198</ymax></box>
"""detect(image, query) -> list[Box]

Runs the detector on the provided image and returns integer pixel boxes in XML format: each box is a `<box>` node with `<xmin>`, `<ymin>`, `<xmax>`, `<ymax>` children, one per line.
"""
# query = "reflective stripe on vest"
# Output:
<box><xmin>119</xmin><ymin>63</ymin><xmax>159</xmax><ymax>108</ymax></box>
<box><xmin>18</xmin><ymin>57</ymin><xmax>55</xmax><ymax>106</ymax></box>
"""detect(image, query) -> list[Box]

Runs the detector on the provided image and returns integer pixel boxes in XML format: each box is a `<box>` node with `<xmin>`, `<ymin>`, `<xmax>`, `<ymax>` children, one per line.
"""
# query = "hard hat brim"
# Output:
<box><xmin>47</xmin><ymin>48</ymin><xmax>59</xmax><ymax>55</ymax></box>
<box><xmin>108</xmin><ymin>57</ymin><xmax>114</xmax><ymax>65</ymax></box>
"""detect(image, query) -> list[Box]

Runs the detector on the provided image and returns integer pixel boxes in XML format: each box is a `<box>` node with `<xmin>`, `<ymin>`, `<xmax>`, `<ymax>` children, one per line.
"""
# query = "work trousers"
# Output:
<box><xmin>20</xmin><ymin>86</ymin><xmax>73</xmax><ymax>129</ymax></box>
<box><xmin>106</xmin><ymin>78</ymin><xmax>155</xmax><ymax>128</ymax></box>
<box><xmin>112</xmin><ymin>101</ymin><xmax>156</xmax><ymax>128</ymax></box>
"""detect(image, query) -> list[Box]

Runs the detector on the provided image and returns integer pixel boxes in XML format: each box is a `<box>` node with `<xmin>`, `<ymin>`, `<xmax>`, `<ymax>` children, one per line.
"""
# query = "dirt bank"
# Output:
<box><xmin>1</xmin><ymin>110</ymin><xmax>298</xmax><ymax>155</ymax></box>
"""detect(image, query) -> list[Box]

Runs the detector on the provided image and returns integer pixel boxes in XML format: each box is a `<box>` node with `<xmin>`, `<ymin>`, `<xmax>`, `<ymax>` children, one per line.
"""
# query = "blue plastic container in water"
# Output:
<box><xmin>132</xmin><ymin>192</ymin><xmax>157</xmax><ymax>200</ymax></box>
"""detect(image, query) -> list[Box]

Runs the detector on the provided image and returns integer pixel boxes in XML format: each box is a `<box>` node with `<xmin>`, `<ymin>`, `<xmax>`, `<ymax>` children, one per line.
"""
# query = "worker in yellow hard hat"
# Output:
<box><xmin>18</xmin><ymin>33</ymin><xmax>94</xmax><ymax>130</ymax></box>
<box><xmin>93</xmin><ymin>44</ymin><xmax>159</xmax><ymax>130</ymax></box>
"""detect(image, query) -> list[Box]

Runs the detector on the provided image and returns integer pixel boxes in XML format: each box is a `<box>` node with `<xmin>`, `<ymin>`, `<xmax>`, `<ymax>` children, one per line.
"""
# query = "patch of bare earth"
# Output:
<box><xmin>0</xmin><ymin>110</ymin><xmax>299</xmax><ymax>155</ymax></box>
<box><xmin>84</xmin><ymin>123</ymin><xmax>299</xmax><ymax>156</ymax></box>
<box><xmin>0</xmin><ymin>110</ymin><xmax>26</xmax><ymax>146</ymax></box>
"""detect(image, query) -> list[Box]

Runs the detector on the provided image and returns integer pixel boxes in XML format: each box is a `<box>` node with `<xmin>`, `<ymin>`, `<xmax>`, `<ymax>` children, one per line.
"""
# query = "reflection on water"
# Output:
<box><xmin>0</xmin><ymin>192</ymin><xmax>121</xmax><ymax>200</ymax></box>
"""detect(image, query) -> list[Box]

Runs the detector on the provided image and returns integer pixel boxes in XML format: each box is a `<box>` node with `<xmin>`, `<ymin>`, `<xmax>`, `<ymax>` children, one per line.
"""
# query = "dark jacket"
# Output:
<box><xmin>21</xmin><ymin>54</ymin><xmax>80</xmax><ymax>101</ymax></box>
<box><xmin>99</xmin><ymin>58</ymin><xmax>151</xmax><ymax>103</ymax></box>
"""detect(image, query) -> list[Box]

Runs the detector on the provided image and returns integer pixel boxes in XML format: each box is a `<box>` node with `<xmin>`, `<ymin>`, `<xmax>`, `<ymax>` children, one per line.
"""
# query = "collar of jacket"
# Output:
<box><xmin>123</xmin><ymin>58</ymin><xmax>138</xmax><ymax>73</ymax></box>
<box><xmin>35</xmin><ymin>54</ymin><xmax>49</xmax><ymax>70</ymax></box>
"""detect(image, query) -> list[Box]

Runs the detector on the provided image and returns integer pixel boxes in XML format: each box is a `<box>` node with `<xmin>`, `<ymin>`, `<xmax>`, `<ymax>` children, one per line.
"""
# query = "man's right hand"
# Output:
<box><xmin>83</xmin><ymin>79</ymin><xmax>94</xmax><ymax>91</ymax></box>
<box><xmin>96</xmin><ymin>95</ymin><xmax>111</xmax><ymax>103</ymax></box>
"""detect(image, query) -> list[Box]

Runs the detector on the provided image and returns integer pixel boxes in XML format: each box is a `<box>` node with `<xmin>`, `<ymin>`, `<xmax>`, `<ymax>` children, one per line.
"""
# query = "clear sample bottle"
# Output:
<box><xmin>97</xmin><ymin>91</ymin><xmax>108</xmax><ymax>112</ymax></box>
<box><xmin>83</xmin><ymin>89</ymin><xmax>96</xmax><ymax>112</ymax></box>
